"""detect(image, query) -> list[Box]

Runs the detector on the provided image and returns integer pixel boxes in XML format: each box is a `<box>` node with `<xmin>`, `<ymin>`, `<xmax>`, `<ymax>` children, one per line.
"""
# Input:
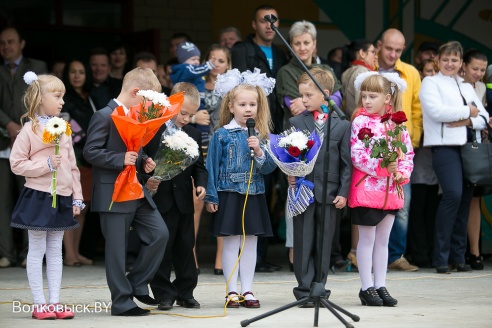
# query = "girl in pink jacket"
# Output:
<box><xmin>10</xmin><ymin>72</ymin><xmax>83</xmax><ymax>320</ymax></box>
<box><xmin>348</xmin><ymin>73</ymin><xmax>414</xmax><ymax>307</ymax></box>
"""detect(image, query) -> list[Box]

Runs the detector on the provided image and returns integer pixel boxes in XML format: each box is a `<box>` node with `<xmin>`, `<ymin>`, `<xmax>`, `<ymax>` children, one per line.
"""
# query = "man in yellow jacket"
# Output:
<box><xmin>375</xmin><ymin>28</ymin><xmax>422</xmax><ymax>272</ymax></box>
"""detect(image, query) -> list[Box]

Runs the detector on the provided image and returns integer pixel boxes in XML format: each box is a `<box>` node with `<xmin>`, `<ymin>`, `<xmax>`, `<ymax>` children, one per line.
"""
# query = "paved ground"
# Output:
<box><xmin>1</xmin><ymin>245</ymin><xmax>491</xmax><ymax>328</ymax></box>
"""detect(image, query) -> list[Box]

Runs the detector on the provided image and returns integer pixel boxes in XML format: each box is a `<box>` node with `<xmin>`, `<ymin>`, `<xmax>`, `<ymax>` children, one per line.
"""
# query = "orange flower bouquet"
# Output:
<box><xmin>42</xmin><ymin>117</ymin><xmax>72</xmax><ymax>208</ymax></box>
<box><xmin>109</xmin><ymin>91</ymin><xmax>184</xmax><ymax>209</ymax></box>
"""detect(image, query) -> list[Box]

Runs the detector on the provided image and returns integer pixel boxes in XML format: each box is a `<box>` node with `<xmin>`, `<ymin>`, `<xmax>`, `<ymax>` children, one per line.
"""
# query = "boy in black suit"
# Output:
<box><xmin>287</xmin><ymin>67</ymin><xmax>352</xmax><ymax>306</ymax></box>
<box><xmin>83</xmin><ymin>67</ymin><xmax>169</xmax><ymax>316</ymax></box>
<box><xmin>144</xmin><ymin>82</ymin><xmax>208</xmax><ymax>310</ymax></box>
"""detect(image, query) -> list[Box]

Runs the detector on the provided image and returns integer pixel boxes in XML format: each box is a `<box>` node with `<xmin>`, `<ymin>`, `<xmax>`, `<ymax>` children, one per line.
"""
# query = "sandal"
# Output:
<box><xmin>468</xmin><ymin>254</ymin><xmax>484</xmax><ymax>270</ymax></box>
<box><xmin>225</xmin><ymin>291</ymin><xmax>240</xmax><ymax>308</ymax></box>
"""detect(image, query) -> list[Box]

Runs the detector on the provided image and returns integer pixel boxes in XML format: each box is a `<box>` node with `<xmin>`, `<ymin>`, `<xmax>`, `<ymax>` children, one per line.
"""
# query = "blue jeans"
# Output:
<box><xmin>388</xmin><ymin>183</ymin><xmax>411</xmax><ymax>264</ymax></box>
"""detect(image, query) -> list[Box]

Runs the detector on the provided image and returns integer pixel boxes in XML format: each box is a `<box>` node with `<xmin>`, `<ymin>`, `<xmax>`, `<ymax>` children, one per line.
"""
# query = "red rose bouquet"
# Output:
<box><xmin>358</xmin><ymin>111</ymin><xmax>408</xmax><ymax>198</ymax></box>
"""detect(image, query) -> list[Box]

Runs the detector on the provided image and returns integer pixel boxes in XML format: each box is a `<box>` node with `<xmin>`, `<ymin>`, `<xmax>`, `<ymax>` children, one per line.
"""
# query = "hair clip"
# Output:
<box><xmin>23</xmin><ymin>71</ymin><xmax>38</xmax><ymax>85</ymax></box>
<box><xmin>214</xmin><ymin>68</ymin><xmax>276</xmax><ymax>97</ymax></box>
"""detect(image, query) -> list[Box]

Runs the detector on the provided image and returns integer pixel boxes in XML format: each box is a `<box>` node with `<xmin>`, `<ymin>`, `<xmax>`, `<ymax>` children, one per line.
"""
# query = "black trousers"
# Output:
<box><xmin>431</xmin><ymin>146</ymin><xmax>474</xmax><ymax>267</ymax></box>
<box><xmin>407</xmin><ymin>184</ymin><xmax>440</xmax><ymax>265</ymax></box>
<box><xmin>150</xmin><ymin>202</ymin><xmax>197</xmax><ymax>302</ymax></box>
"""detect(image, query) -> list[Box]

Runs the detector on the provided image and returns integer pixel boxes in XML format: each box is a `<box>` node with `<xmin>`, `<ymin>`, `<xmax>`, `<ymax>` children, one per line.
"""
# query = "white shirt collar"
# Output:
<box><xmin>113</xmin><ymin>98</ymin><xmax>129</xmax><ymax>115</ymax></box>
<box><xmin>223</xmin><ymin>118</ymin><xmax>246</xmax><ymax>130</ymax></box>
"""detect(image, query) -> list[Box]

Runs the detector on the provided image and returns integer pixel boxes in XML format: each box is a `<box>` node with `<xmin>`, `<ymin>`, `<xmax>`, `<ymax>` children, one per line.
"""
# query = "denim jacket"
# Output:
<box><xmin>204</xmin><ymin>123</ymin><xmax>277</xmax><ymax>205</ymax></box>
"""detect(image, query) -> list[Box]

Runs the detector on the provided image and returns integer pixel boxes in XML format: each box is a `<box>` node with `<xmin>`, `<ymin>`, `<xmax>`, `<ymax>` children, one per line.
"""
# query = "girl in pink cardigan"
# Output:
<box><xmin>348</xmin><ymin>73</ymin><xmax>414</xmax><ymax>307</ymax></box>
<box><xmin>9</xmin><ymin>72</ymin><xmax>84</xmax><ymax>320</ymax></box>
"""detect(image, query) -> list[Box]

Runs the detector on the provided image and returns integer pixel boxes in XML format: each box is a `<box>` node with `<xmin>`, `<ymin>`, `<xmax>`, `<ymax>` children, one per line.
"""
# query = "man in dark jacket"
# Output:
<box><xmin>0</xmin><ymin>27</ymin><xmax>48</xmax><ymax>268</ymax></box>
<box><xmin>231</xmin><ymin>4</ymin><xmax>287</xmax><ymax>134</ymax></box>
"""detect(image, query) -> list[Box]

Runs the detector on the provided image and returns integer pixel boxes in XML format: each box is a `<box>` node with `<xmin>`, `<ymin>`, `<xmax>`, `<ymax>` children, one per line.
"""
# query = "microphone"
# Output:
<box><xmin>264</xmin><ymin>14</ymin><xmax>278</xmax><ymax>24</ymax></box>
<box><xmin>246</xmin><ymin>118</ymin><xmax>256</xmax><ymax>158</ymax></box>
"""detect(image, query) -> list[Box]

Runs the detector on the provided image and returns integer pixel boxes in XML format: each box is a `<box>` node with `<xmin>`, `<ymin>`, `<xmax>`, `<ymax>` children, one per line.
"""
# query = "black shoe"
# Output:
<box><xmin>436</xmin><ymin>266</ymin><xmax>450</xmax><ymax>274</ymax></box>
<box><xmin>468</xmin><ymin>255</ymin><xmax>484</xmax><ymax>270</ymax></box>
<box><xmin>359</xmin><ymin>287</ymin><xmax>383</xmax><ymax>306</ymax></box>
<box><xmin>376</xmin><ymin>287</ymin><xmax>398</xmax><ymax>307</ymax></box>
<box><xmin>134</xmin><ymin>294</ymin><xmax>158</xmax><ymax>306</ymax></box>
<box><xmin>176</xmin><ymin>298</ymin><xmax>200</xmax><ymax>308</ymax></box>
<box><xmin>331</xmin><ymin>259</ymin><xmax>351</xmax><ymax>273</ymax></box>
<box><xmin>134</xmin><ymin>294</ymin><xmax>159</xmax><ymax>306</ymax></box>
<box><xmin>115</xmin><ymin>306</ymin><xmax>150</xmax><ymax>316</ymax></box>
<box><xmin>157</xmin><ymin>299</ymin><xmax>174</xmax><ymax>311</ymax></box>
<box><xmin>255</xmin><ymin>262</ymin><xmax>276</xmax><ymax>273</ymax></box>
<box><xmin>454</xmin><ymin>263</ymin><xmax>472</xmax><ymax>272</ymax></box>
<box><xmin>214</xmin><ymin>268</ymin><xmax>223</xmax><ymax>275</ymax></box>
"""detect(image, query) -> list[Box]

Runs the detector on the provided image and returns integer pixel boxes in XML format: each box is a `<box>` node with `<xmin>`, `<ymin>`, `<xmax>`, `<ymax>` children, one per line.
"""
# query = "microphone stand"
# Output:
<box><xmin>240</xmin><ymin>14</ymin><xmax>359</xmax><ymax>328</ymax></box>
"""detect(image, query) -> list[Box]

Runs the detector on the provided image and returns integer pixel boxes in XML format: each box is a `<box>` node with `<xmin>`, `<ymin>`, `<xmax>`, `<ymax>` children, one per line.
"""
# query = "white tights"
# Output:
<box><xmin>222</xmin><ymin>235</ymin><xmax>257</xmax><ymax>300</ymax></box>
<box><xmin>26</xmin><ymin>230</ymin><xmax>64</xmax><ymax>305</ymax></box>
<box><xmin>357</xmin><ymin>215</ymin><xmax>395</xmax><ymax>291</ymax></box>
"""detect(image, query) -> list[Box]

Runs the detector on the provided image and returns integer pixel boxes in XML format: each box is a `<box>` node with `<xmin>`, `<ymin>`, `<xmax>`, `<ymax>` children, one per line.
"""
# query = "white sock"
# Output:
<box><xmin>357</xmin><ymin>226</ymin><xmax>376</xmax><ymax>291</ymax></box>
<box><xmin>27</xmin><ymin>230</ymin><xmax>47</xmax><ymax>305</ymax></box>
<box><xmin>373</xmin><ymin>215</ymin><xmax>395</xmax><ymax>289</ymax></box>
<box><xmin>222</xmin><ymin>236</ymin><xmax>241</xmax><ymax>295</ymax></box>
<box><xmin>239</xmin><ymin>236</ymin><xmax>257</xmax><ymax>300</ymax></box>
<box><xmin>46</xmin><ymin>231</ymin><xmax>64</xmax><ymax>304</ymax></box>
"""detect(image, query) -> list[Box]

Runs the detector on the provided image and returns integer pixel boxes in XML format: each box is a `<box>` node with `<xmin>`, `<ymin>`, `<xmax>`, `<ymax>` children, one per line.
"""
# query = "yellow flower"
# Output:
<box><xmin>42</xmin><ymin>130</ymin><xmax>56</xmax><ymax>144</ymax></box>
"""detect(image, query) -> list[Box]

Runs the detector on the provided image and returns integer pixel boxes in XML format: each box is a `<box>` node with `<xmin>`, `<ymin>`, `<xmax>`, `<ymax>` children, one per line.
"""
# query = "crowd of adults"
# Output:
<box><xmin>1</xmin><ymin>4</ymin><xmax>491</xmax><ymax>277</ymax></box>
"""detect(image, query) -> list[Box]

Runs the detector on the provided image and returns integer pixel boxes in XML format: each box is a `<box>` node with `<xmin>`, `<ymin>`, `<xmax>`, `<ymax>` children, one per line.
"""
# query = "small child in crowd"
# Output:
<box><xmin>287</xmin><ymin>67</ymin><xmax>352</xmax><ymax>306</ymax></box>
<box><xmin>144</xmin><ymin>82</ymin><xmax>208</xmax><ymax>311</ymax></box>
<box><xmin>349</xmin><ymin>72</ymin><xmax>414</xmax><ymax>306</ymax></box>
<box><xmin>204</xmin><ymin>69</ymin><xmax>277</xmax><ymax>308</ymax></box>
<box><xmin>10</xmin><ymin>72</ymin><xmax>84</xmax><ymax>320</ymax></box>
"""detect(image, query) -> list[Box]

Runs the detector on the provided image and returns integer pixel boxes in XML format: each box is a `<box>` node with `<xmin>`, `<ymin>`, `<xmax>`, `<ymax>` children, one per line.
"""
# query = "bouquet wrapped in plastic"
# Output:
<box><xmin>265</xmin><ymin>127</ymin><xmax>322</xmax><ymax>217</ymax></box>
<box><xmin>149</xmin><ymin>123</ymin><xmax>200</xmax><ymax>195</ymax></box>
<box><xmin>109</xmin><ymin>91</ymin><xmax>184</xmax><ymax>209</ymax></box>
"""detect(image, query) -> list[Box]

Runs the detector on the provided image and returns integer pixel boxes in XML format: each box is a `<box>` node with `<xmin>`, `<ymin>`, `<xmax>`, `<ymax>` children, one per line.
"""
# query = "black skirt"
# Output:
<box><xmin>351</xmin><ymin>206</ymin><xmax>398</xmax><ymax>226</ymax></box>
<box><xmin>210</xmin><ymin>192</ymin><xmax>273</xmax><ymax>237</ymax></box>
<box><xmin>11</xmin><ymin>187</ymin><xmax>79</xmax><ymax>231</ymax></box>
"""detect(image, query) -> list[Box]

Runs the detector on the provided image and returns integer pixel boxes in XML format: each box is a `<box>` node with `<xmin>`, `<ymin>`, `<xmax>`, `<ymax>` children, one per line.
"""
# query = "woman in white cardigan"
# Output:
<box><xmin>419</xmin><ymin>41</ymin><xmax>489</xmax><ymax>274</ymax></box>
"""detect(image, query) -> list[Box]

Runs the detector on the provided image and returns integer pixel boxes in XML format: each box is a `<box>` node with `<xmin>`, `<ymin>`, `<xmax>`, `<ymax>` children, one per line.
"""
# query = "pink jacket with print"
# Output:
<box><xmin>10</xmin><ymin>121</ymin><xmax>83</xmax><ymax>199</ymax></box>
<box><xmin>348</xmin><ymin>113</ymin><xmax>414</xmax><ymax>210</ymax></box>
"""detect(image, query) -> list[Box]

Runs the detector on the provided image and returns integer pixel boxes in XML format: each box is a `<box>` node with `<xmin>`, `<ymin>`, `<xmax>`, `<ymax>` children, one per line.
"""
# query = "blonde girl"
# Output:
<box><xmin>349</xmin><ymin>72</ymin><xmax>414</xmax><ymax>307</ymax></box>
<box><xmin>10</xmin><ymin>72</ymin><xmax>84</xmax><ymax>320</ymax></box>
<box><xmin>204</xmin><ymin>70</ymin><xmax>276</xmax><ymax>308</ymax></box>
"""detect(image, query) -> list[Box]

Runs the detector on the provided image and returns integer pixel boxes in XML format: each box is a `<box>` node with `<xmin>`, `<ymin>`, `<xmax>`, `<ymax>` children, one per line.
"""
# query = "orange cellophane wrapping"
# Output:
<box><xmin>110</xmin><ymin>92</ymin><xmax>184</xmax><ymax>203</ymax></box>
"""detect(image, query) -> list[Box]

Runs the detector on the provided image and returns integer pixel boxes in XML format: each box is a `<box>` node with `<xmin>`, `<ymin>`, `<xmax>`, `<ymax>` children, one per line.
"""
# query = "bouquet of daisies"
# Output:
<box><xmin>149</xmin><ymin>124</ymin><xmax>200</xmax><ymax>195</ymax></box>
<box><xmin>265</xmin><ymin>127</ymin><xmax>322</xmax><ymax>217</ymax></box>
<box><xmin>42</xmin><ymin>117</ymin><xmax>72</xmax><ymax>208</ymax></box>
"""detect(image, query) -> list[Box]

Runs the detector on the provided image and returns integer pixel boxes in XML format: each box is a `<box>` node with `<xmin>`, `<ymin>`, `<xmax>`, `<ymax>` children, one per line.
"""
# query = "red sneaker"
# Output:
<box><xmin>50</xmin><ymin>303</ymin><xmax>75</xmax><ymax>319</ymax></box>
<box><xmin>32</xmin><ymin>305</ymin><xmax>56</xmax><ymax>320</ymax></box>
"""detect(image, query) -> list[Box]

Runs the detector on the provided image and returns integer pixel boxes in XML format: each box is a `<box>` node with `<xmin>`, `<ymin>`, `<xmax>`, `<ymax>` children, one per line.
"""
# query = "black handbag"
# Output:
<box><xmin>461</xmin><ymin>115</ymin><xmax>492</xmax><ymax>186</ymax></box>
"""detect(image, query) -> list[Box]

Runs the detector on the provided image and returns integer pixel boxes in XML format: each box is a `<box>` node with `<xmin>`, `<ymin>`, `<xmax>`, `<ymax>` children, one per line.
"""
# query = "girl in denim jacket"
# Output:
<box><xmin>205</xmin><ymin>73</ymin><xmax>276</xmax><ymax>309</ymax></box>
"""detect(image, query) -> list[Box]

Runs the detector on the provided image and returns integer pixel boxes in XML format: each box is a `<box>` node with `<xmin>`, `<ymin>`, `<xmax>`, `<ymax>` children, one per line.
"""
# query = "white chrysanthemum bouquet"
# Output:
<box><xmin>150</xmin><ymin>126</ymin><xmax>199</xmax><ymax>194</ymax></box>
<box><xmin>266</xmin><ymin>127</ymin><xmax>322</xmax><ymax>218</ymax></box>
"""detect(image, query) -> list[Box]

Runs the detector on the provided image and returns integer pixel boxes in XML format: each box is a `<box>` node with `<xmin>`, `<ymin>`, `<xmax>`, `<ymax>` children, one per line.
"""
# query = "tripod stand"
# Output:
<box><xmin>240</xmin><ymin>15</ymin><xmax>359</xmax><ymax>328</ymax></box>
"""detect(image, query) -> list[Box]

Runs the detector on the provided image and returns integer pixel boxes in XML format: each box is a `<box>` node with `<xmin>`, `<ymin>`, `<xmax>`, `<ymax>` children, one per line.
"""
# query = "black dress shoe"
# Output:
<box><xmin>359</xmin><ymin>287</ymin><xmax>383</xmax><ymax>306</ymax></box>
<box><xmin>115</xmin><ymin>306</ymin><xmax>150</xmax><ymax>316</ymax></box>
<box><xmin>454</xmin><ymin>263</ymin><xmax>472</xmax><ymax>272</ymax></box>
<box><xmin>264</xmin><ymin>261</ymin><xmax>281</xmax><ymax>271</ymax></box>
<box><xmin>157</xmin><ymin>299</ymin><xmax>174</xmax><ymax>311</ymax></box>
<box><xmin>176</xmin><ymin>298</ymin><xmax>200</xmax><ymax>308</ymax></box>
<box><xmin>298</xmin><ymin>301</ymin><xmax>315</xmax><ymax>308</ymax></box>
<box><xmin>214</xmin><ymin>268</ymin><xmax>223</xmax><ymax>275</ymax></box>
<box><xmin>255</xmin><ymin>262</ymin><xmax>276</xmax><ymax>273</ymax></box>
<box><xmin>376</xmin><ymin>287</ymin><xmax>398</xmax><ymax>307</ymax></box>
<box><xmin>134</xmin><ymin>294</ymin><xmax>159</xmax><ymax>306</ymax></box>
<box><xmin>436</xmin><ymin>266</ymin><xmax>451</xmax><ymax>274</ymax></box>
